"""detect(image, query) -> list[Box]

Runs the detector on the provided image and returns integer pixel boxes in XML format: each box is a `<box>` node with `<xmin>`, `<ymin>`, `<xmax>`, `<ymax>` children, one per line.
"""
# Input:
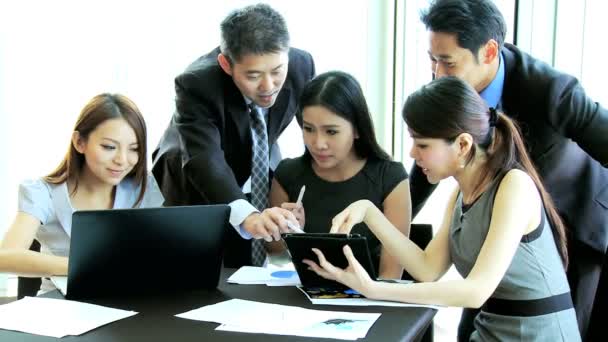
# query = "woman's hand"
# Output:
<box><xmin>281</xmin><ymin>202</ymin><xmax>305</xmax><ymax>230</ymax></box>
<box><xmin>303</xmin><ymin>245</ymin><xmax>375</xmax><ymax>296</ymax></box>
<box><xmin>330</xmin><ymin>200</ymin><xmax>374</xmax><ymax>234</ymax></box>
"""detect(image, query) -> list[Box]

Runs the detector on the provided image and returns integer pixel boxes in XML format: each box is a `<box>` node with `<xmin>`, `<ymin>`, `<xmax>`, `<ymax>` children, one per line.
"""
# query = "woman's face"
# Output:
<box><xmin>74</xmin><ymin>118</ymin><xmax>139</xmax><ymax>186</ymax></box>
<box><xmin>302</xmin><ymin>105</ymin><xmax>358</xmax><ymax>170</ymax></box>
<box><xmin>409</xmin><ymin>131</ymin><xmax>461</xmax><ymax>184</ymax></box>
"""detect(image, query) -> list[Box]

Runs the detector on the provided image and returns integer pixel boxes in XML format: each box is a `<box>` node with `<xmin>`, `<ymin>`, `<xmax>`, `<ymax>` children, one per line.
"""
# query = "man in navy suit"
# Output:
<box><xmin>152</xmin><ymin>4</ymin><xmax>315</xmax><ymax>267</ymax></box>
<box><xmin>413</xmin><ymin>1</ymin><xmax>607</xmax><ymax>340</ymax></box>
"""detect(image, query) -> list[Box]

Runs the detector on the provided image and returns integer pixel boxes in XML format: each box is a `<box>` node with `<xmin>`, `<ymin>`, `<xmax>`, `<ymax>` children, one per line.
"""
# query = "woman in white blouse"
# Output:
<box><xmin>0</xmin><ymin>93</ymin><xmax>164</xmax><ymax>291</ymax></box>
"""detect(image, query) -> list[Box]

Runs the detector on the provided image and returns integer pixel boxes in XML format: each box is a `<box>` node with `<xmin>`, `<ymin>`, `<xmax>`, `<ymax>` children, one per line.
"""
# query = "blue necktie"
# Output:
<box><xmin>249</xmin><ymin>104</ymin><xmax>269</xmax><ymax>266</ymax></box>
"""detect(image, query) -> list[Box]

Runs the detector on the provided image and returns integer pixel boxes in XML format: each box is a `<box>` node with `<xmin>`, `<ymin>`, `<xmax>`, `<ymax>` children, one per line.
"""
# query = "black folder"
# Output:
<box><xmin>283</xmin><ymin>233</ymin><xmax>377</xmax><ymax>290</ymax></box>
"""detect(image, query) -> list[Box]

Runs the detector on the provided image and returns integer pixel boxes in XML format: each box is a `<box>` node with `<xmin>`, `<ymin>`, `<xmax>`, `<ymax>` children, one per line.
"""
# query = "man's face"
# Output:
<box><xmin>225</xmin><ymin>51</ymin><xmax>289</xmax><ymax>108</ymax></box>
<box><xmin>428</xmin><ymin>31</ymin><xmax>493</xmax><ymax>92</ymax></box>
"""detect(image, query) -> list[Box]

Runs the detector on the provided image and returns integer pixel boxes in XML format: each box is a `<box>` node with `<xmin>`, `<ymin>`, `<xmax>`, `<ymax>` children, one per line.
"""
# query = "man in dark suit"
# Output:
<box><xmin>152</xmin><ymin>4</ymin><xmax>315</xmax><ymax>268</ymax></box>
<box><xmin>415</xmin><ymin>1</ymin><xmax>608</xmax><ymax>340</ymax></box>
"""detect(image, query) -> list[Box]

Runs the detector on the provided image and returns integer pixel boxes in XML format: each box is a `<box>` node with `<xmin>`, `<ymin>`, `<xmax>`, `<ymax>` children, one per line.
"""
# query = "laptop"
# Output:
<box><xmin>64</xmin><ymin>205</ymin><xmax>230</xmax><ymax>300</ymax></box>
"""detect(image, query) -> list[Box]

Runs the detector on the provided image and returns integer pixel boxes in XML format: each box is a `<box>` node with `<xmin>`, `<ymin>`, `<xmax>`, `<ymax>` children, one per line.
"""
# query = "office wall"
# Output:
<box><xmin>0</xmin><ymin>0</ymin><xmax>391</xmax><ymax>239</ymax></box>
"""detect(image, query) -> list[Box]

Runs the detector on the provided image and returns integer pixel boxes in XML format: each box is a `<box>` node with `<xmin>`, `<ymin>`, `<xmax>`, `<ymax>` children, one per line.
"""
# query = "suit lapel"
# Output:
<box><xmin>268</xmin><ymin>86</ymin><xmax>292</xmax><ymax>143</ymax></box>
<box><xmin>225</xmin><ymin>79</ymin><xmax>251</xmax><ymax>145</ymax></box>
<box><xmin>500</xmin><ymin>45</ymin><xmax>517</xmax><ymax>119</ymax></box>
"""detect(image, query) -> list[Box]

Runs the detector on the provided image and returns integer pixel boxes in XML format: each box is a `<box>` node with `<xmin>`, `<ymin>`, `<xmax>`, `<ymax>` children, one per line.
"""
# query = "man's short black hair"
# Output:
<box><xmin>220</xmin><ymin>3</ymin><xmax>290</xmax><ymax>64</ymax></box>
<box><xmin>421</xmin><ymin>0</ymin><xmax>507</xmax><ymax>60</ymax></box>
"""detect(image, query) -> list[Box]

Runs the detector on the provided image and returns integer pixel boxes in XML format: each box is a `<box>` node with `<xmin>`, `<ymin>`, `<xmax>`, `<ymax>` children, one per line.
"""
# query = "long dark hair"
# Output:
<box><xmin>44</xmin><ymin>93</ymin><xmax>148</xmax><ymax>207</ymax></box>
<box><xmin>296</xmin><ymin>71</ymin><xmax>391</xmax><ymax>161</ymax></box>
<box><xmin>403</xmin><ymin>77</ymin><xmax>568</xmax><ymax>268</ymax></box>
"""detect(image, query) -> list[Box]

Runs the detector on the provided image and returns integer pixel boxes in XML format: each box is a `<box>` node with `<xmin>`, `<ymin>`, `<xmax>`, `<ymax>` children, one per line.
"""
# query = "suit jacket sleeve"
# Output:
<box><xmin>547</xmin><ymin>75</ymin><xmax>608</xmax><ymax>166</ymax></box>
<box><xmin>173</xmin><ymin>76</ymin><xmax>247</xmax><ymax>204</ymax></box>
<box><xmin>409</xmin><ymin>164</ymin><xmax>438</xmax><ymax>218</ymax></box>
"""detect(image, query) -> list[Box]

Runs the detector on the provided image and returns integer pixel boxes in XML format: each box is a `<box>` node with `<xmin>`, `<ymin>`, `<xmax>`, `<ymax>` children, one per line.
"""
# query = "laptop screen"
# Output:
<box><xmin>66</xmin><ymin>205</ymin><xmax>229</xmax><ymax>300</ymax></box>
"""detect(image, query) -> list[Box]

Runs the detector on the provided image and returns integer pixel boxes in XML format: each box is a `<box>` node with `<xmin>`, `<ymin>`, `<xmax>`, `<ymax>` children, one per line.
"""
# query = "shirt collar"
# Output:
<box><xmin>479</xmin><ymin>52</ymin><xmax>505</xmax><ymax>108</ymax></box>
<box><xmin>52</xmin><ymin>179</ymin><xmax>137</xmax><ymax>237</ymax></box>
<box><xmin>113</xmin><ymin>178</ymin><xmax>137</xmax><ymax>208</ymax></box>
<box><xmin>50</xmin><ymin>182</ymin><xmax>73</xmax><ymax>237</ymax></box>
<box><xmin>243</xmin><ymin>96</ymin><xmax>253</xmax><ymax>106</ymax></box>
<box><xmin>242</xmin><ymin>96</ymin><xmax>269</xmax><ymax>118</ymax></box>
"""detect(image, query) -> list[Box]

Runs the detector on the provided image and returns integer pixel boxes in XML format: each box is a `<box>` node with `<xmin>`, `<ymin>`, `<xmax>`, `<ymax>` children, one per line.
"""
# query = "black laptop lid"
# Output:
<box><xmin>66</xmin><ymin>205</ymin><xmax>229</xmax><ymax>300</ymax></box>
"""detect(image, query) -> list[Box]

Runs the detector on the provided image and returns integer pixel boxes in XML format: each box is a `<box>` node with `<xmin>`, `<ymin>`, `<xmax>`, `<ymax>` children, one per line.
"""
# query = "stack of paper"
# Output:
<box><xmin>176</xmin><ymin>299</ymin><xmax>380</xmax><ymax>340</ymax></box>
<box><xmin>0</xmin><ymin>297</ymin><xmax>138</xmax><ymax>338</ymax></box>
<box><xmin>227</xmin><ymin>266</ymin><xmax>301</xmax><ymax>286</ymax></box>
<box><xmin>298</xmin><ymin>287</ymin><xmax>441</xmax><ymax>309</ymax></box>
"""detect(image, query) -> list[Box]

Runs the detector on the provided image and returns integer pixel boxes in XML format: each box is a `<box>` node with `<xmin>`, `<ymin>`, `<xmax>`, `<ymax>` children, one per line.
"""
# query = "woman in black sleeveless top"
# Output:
<box><xmin>269</xmin><ymin>71</ymin><xmax>411</xmax><ymax>279</ymax></box>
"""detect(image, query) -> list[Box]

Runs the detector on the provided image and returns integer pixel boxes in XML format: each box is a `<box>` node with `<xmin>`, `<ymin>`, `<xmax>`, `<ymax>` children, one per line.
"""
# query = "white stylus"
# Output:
<box><xmin>287</xmin><ymin>185</ymin><xmax>306</xmax><ymax>233</ymax></box>
<box><xmin>295</xmin><ymin>185</ymin><xmax>306</xmax><ymax>208</ymax></box>
<box><xmin>286</xmin><ymin>220</ymin><xmax>305</xmax><ymax>234</ymax></box>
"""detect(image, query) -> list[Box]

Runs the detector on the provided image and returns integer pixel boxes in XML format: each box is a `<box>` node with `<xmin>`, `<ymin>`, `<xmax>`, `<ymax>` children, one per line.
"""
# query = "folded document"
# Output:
<box><xmin>298</xmin><ymin>286</ymin><xmax>442</xmax><ymax>309</ymax></box>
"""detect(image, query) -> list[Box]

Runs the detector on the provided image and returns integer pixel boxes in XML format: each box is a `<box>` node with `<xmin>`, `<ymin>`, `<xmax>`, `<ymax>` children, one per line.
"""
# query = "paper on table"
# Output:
<box><xmin>176</xmin><ymin>299</ymin><xmax>380</xmax><ymax>340</ymax></box>
<box><xmin>227</xmin><ymin>266</ymin><xmax>301</xmax><ymax>286</ymax></box>
<box><xmin>51</xmin><ymin>276</ymin><xmax>68</xmax><ymax>296</ymax></box>
<box><xmin>227</xmin><ymin>266</ymin><xmax>269</xmax><ymax>284</ymax></box>
<box><xmin>177</xmin><ymin>299</ymin><xmax>317</xmax><ymax>329</ymax></box>
<box><xmin>298</xmin><ymin>287</ymin><xmax>441</xmax><ymax>309</ymax></box>
<box><xmin>308</xmin><ymin>297</ymin><xmax>441</xmax><ymax>309</ymax></box>
<box><xmin>0</xmin><ymin>297</ymin><xmax>137</xmax><ymax>338</ymax></box>
<box><xmin>216</xmin><ymin>310</ymin><xmax>379</xmax><ymax>340</ymax></box>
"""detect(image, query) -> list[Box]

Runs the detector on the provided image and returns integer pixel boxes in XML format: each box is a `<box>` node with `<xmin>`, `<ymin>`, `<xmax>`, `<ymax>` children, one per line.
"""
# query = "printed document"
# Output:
<box><xmin>176</xmin><ymin>298</ymin><xmax>380</xmax><ymax>340</ymax></box>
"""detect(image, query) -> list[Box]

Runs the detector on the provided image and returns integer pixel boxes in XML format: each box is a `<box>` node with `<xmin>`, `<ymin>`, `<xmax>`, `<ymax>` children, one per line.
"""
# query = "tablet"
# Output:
<box><xmin>283</xmin><ymin>233</ymin><xmax>377</xmax><ymax>290</ymax></box>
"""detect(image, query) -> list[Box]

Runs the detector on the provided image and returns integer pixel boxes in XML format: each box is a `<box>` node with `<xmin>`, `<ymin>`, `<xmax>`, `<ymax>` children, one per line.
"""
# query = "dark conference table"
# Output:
<box><xmin>0</xmin><ymin>269</ymin><xmax>436</xmax><ymax>342</ymax></box>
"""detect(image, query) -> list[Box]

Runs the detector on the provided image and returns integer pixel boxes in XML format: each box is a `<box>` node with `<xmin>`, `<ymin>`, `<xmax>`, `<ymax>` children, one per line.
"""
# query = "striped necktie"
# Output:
<box><xmin>248</xmin><ymin>103</ymin><xmax>269</xmax><ymax>266</ymax></box>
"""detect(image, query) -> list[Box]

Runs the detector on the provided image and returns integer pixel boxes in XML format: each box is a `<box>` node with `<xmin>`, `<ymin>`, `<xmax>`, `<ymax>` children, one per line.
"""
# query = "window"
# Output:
<box><xmin>554</xmin><ymin>0</ymin><xmax>608</xmax><ymax>105</ymax></box>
